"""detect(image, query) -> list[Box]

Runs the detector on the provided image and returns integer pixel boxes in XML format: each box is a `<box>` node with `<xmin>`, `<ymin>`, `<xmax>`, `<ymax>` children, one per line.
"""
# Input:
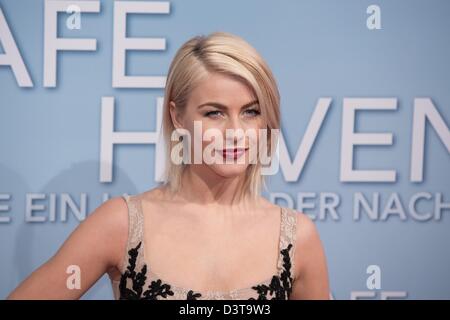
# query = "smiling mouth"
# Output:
<box><xmin>218</xmin><ymin>147</ymin><xmax>249</xmax><ymax>160</ymax></box>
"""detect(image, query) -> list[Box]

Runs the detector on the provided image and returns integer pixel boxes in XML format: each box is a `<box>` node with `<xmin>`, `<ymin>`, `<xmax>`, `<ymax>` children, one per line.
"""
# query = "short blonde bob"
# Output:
<box><xmin>160</xmin><ymin>31</ymin><xmax>280</xmax><ymax>200</ymax></box>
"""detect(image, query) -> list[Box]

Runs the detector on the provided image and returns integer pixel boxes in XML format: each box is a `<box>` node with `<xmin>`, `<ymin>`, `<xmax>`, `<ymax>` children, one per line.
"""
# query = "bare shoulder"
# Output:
<box><xmin>79</xmin><ymin>196</ymin><xmax>130</xmax><ymax>268</ymax></box>
<box><xmin>82</xmin><ymin>196</ymin><xmax>129</xmax><ymax>241</ymax></box>
<box><xmin>290</xmin><ymin>209</ymin><xmax>330</xmax><ymax>299</ymax></box>
<box><xmin>256</xmin><ymin>196</ymin><xmax>285</xmax><ymax>213</ymax></box>
<box><xmin>292</xmin><ymin>210</ymin><xmax>323</xmax><ymax>273</ymax></box>
<box><xmin>139</xmin><ymin>185</ymin><xmax>174</xmax><ymax>204</ymax></box>
<box><xmin>88</xmin><ymin>196</ymin><xmax>129</xmax><ymax>225</ymax></box>
<box><xmin>293</xmin><ymin>211</ymin><xmax>321</xmax><ymax>248</ymax></box>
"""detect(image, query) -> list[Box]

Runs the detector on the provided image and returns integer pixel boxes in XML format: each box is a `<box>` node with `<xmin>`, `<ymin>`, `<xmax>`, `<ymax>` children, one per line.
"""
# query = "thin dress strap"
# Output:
<box><xmin>277</xmin><ymin>207</ymin><xmax>298</xmax><ymax>280</ymax></box>
<box><xmin>120</xmin><ymin>194</ymin><xmax>144</xmax><ymax>273</ymax></box>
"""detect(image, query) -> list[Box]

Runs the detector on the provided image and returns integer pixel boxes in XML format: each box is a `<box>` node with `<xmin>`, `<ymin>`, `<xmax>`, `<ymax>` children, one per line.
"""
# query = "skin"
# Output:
<box><xmin>7</xmin><ymin>72</ymin><xmax>329</xmax><ymax>300</ymax></box>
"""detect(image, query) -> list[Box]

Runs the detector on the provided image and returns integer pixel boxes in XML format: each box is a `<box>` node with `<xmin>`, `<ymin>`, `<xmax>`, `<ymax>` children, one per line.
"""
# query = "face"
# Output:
<box><xmin>170</xmin><ymin>72</ymin><xmax>265</xmax><ymax>179</ymax></box>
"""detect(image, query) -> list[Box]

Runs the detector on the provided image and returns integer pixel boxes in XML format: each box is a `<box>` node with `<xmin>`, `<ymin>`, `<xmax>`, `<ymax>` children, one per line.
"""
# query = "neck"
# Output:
<box><xmin>166</xmin><ymin>164</ymin><xmax>256</xmax><ymax>207</ymax></box>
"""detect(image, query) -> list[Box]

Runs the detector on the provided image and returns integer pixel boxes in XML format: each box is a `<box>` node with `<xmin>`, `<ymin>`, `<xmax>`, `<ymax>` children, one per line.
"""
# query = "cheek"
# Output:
<box><xmin>202</xmin><ymin>125</ymin><xmax>224</xmax><ymax>150</ymax></box>
<box><xmin>247</xmin><ymin>122</ymin><xmax>264</xmax><ymax>145</ymax></box>
<box><xmin>182</xmin><ymin>115</ymin><xmax>204</xmax><ymax>141</ymax></box>
<box><xmin>183</xmin><ymin>120</ymin><xmax>223</xmax><ymax>150</ymax></box>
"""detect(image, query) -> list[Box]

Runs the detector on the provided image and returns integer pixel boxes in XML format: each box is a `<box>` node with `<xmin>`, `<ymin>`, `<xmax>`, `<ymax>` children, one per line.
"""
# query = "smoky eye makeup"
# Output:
<box><xmin>203</xmin><ymin>109</ymin><xmax>223</xmax><ymax>118</ymax></box>
<box><xmin>242</xmin><ymin>105</ymin><xmax>261</xmax><ymax>117</ymax></box>
<box><xmin>244</xmin><ymin>107</ymin><xmax>261</xmax><ymax>115</ymax></box>
<box><xmin>199</xmin><ymin>102</ymin><xmax>260</xmax><ymax>118</ymax></box>
<box><xmin>203</xmin><ymin>108</ymin><xmax>260</xmax><ymax>118</ymax></box>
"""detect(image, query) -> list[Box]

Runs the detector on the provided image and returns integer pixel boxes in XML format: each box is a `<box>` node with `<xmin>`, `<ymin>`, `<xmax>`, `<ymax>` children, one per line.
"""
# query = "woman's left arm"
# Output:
<box><xmin>290</xmin><ymin>212</ymin><xmax>330</xmax><ymax>300</ymax></box>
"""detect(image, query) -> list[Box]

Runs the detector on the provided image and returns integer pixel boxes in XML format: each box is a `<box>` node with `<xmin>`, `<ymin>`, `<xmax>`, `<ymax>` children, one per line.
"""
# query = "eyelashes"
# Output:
<box><xmin>204</xmin><ymin>108</ymin><xmax>261</xmax><ymax>118</ymax></box>
<box><xmin>204</xmin><ymin>110</ymin><xmax>222</xmax><ymax>118</ymax></box>
<box><xmin>244</xmin><ymin>108</ymin><xmax>261</xmax><ymax>116</ymax></box>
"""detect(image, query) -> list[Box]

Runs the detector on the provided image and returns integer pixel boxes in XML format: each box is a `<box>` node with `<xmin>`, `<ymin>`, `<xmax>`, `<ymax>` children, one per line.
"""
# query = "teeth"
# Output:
<box><xmin>223</xmin><ymin>150</ymin><xmax>245</xmax><ymax>153</ymax></box>
<box><xmin>221</xmin><ymin>148</ymin><xmax>246</xmax><ymax>159</ymax></box>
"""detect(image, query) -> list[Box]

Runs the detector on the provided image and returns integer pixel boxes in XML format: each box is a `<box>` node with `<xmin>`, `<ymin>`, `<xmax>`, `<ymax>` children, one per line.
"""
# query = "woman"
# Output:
<box><xmin>8</xmin><ymin>32</ymin><xmax>329</xmax><ymax>300</ymax></box>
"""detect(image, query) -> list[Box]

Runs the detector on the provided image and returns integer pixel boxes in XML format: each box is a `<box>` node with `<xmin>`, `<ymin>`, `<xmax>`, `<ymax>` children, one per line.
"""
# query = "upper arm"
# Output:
<box><xmin>290</xmin><ymin>212</ymin><xmax>330</xmax><ymax>300</ymax></box>
<box><xmin>7</xmin><ymin>196</ymin><xmax>128</xmax><ymax>299</ymax></box>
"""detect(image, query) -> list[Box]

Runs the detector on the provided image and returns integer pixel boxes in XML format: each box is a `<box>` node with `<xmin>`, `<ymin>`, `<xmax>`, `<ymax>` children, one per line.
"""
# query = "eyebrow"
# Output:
<box><xmin>197</xmin><ymin>100</ymin><xmax>259</xmax><ymax>110</ymax></box>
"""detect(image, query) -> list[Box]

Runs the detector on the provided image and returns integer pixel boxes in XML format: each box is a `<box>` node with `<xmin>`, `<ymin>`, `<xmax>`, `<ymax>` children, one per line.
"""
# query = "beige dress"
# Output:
<box><xmin>110</xmin><ymin>194</ymin><xmax>298</xmax><ymax>300</ymax></box>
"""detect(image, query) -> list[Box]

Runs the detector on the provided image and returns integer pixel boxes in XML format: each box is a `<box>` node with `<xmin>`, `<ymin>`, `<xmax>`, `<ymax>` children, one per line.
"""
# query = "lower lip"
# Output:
<box><xmin>221</xmin><ymin>149</ymin><xmax>247</xmax><ymax>160</ymax></box>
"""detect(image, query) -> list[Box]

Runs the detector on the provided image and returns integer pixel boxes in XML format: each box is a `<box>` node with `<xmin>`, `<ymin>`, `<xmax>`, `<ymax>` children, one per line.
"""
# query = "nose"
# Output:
<box><xmin>224</xmin><ymin>115</ymin><xmax>246</xmax><ymax>147</ymax></box>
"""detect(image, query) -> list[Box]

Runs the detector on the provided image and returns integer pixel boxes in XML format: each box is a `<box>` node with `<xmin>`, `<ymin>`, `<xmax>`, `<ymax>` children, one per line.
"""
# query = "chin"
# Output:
<box><xmin>209</xmin><ymin>163</ymin><xmax>249</xmax><ymax>178</ymax></box>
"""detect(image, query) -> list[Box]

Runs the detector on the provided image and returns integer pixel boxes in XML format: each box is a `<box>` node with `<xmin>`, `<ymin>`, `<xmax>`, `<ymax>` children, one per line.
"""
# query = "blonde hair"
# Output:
<box><xmin>160</xmin><ymin>31</ymin><xmax>280</xmax><ymax>200</ymax></box>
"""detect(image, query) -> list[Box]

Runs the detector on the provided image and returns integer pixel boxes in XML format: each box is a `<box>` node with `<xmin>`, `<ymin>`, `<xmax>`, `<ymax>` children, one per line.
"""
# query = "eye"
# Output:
<box><xmin>243</xmin><ymin>108</ymin><xmax>261</xmax><ymax>117</ymax></box>
<box><xmin>204</xmin><ymin>110</ymin><xmax>223</xmax><ymax>118</ymax></box>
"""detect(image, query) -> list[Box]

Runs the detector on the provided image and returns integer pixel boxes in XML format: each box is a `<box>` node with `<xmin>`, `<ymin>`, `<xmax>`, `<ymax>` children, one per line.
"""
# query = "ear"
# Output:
<box><xmin>169</xmin><ymin>101</ymin><xmax>184</xmax><ymax>130</ymax></box>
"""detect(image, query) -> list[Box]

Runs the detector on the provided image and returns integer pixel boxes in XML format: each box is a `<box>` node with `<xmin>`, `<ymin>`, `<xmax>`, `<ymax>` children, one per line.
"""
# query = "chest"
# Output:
<box><xmin>141</xmin><ymin>208</ymin><xmax>282</xmax><ymax>291</ymax></box>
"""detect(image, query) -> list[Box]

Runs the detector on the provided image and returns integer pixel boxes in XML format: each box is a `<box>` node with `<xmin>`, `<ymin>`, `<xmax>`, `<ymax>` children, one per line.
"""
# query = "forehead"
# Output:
<box><xmin>188</xmin><ymin>72</ymin><xmax>257</xmax><ymax>107</ymax></box>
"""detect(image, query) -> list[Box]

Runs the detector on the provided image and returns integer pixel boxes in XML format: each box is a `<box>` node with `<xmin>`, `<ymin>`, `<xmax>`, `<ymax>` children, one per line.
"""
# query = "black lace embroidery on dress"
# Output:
<box><xmin>249</xmin><ymin>243</ymin><xmax>294</xmax><ymax>300</ymax></box>
<box><xmin>187</xmin><ymin>290</ymin><xmax>202</xmax><ymax>300</ymax></box>
<box><xmin>119</xmin><ymin>241</ymin><xmax>202</xmax><ymax>300</ymax></box>
<box><xmin>119</xmin><ymin>241</ymin><xmax>294</xmax><ymax>300</ymax></box>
